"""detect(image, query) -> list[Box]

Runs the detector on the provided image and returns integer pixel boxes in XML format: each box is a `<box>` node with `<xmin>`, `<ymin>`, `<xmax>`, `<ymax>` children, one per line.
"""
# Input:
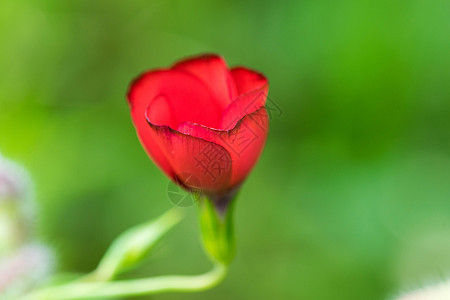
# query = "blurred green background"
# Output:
<box><xmin>1</xmin><ymin>0</ymin><xmax>449</xmax><ymax>299</ymax></box>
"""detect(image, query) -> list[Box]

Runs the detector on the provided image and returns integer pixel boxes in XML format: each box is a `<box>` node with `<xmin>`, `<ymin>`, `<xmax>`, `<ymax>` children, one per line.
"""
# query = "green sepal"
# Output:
<box><xmin>198</xmin><ymin>194</ymin><xmax>236</xmax><ymax>265</ymax></box>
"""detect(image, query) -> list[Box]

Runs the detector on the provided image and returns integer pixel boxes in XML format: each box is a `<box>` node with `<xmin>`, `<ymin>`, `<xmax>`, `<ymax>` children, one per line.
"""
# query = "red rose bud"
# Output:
<box><xmin>127</xmin><ymin>54</ymin><xmax>269</xmax><ymax>264</ymax></box>
<box><xmin>127</xmin><ymin>54</ymin><xmax>269</xmax><ymax>199</ymax></box>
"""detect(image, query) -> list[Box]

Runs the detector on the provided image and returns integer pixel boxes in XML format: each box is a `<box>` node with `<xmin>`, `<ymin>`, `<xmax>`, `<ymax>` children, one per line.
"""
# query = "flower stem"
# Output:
<box><xmin>23</xmin><ymin>262</ymin><xmax>227</xmax><ymax>300</ymax></box>
<box><xmin>198</xmin><ymin>193</ymin><xmax>237</xmax><ymax>264</ymax></box>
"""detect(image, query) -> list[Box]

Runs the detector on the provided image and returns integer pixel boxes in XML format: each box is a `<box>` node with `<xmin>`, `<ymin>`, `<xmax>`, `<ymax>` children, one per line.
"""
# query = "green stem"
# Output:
<box><xmin>22</xmin><ymin>197</ymin><xmax>237</xmax><ymax>300</ymax></box>
<box><xmin>23</xmin><ymin>262</ymin><xmax>227</xmax><ymax>300</ymax></box>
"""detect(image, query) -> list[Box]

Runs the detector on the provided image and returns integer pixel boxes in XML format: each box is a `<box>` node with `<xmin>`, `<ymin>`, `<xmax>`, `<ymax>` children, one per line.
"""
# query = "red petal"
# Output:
<box><xmin>174</xmin><ymin>54</ymin><xmax>238</xmax><ymax>109</ymax></box>
<box><xmin>231</xmin><ymin>67</ymin><xmax>268</xmax><ymax>95</ymax></box>
<box><xmin>128</xmin><ymin>70</ymin><xmax>173</xmax><ymax>178</ymax></box>
<box><xmin>177</xmin><ymin>108</ymin><xmax>269</xmax><ymax>188</ymax></box>
<box><xmin>127</xmin><ymin>69</ymin><xmax>223</xmax><ymax>179</ymax></box>
<box><xmin>221</xmin><ymin>85</ymin><xmax>268</xmax><ymax>130</ymax></box>
<box><xmin>144</xmin><ymin>117</ymin><xmax>233</xmax><ymax>193</ymax></box>
<box><xmin>128</xmin><ymin>55</ymin><xmax>270</xmax><ymax>193</ymax></box>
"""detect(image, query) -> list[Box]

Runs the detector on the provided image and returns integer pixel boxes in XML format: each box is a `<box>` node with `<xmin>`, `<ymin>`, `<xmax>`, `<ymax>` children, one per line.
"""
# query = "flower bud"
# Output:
<box><xmin>127</xmin><ymin>54</ymin><xmax>268</xmax><ymax>198</ymax></box>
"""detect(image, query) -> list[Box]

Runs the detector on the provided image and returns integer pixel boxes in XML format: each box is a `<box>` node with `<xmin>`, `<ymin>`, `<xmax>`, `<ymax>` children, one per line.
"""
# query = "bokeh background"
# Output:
<box><xmin>1</xmin><ymin>1</ymin><xmax>449</xmax><ymax>299</ymax></box>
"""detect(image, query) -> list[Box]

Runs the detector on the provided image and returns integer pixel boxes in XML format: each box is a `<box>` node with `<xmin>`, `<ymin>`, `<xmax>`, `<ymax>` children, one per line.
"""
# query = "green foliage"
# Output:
<box><xmin>95</xmin><ymin>209</ymin><xmax>183</xmax><ymax>280</ymax></box>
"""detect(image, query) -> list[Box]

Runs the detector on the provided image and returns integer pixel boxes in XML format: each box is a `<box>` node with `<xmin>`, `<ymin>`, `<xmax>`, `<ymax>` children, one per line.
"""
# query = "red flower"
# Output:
<box><xmin>127</xmin><ymin>54</ymin><xmax>269</xmax><ymax>197</ymax></box>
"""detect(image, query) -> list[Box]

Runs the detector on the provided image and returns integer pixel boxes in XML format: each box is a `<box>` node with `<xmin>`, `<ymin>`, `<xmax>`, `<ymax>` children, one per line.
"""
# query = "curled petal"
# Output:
<box><xmin>144</xmin><ymin>120</ymin><xmax>233</xmax><ymax>193</ymax></box>
<box><xmin>177</xmin><ymin>108</ymin><xmax>269</xmax><ymax>188</ymax></box>
<box><xmin>221</xmin><ymin>85</ymin><xmax>268</xmax><ymax>130</ymax></box>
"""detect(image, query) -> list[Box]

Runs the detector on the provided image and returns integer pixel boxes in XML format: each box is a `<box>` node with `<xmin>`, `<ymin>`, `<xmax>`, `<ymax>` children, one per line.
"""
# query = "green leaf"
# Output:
<box><xmin>94</xmin><ymin>209</ymin><xmax>183</xmax><ymax>281</ymax></box>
